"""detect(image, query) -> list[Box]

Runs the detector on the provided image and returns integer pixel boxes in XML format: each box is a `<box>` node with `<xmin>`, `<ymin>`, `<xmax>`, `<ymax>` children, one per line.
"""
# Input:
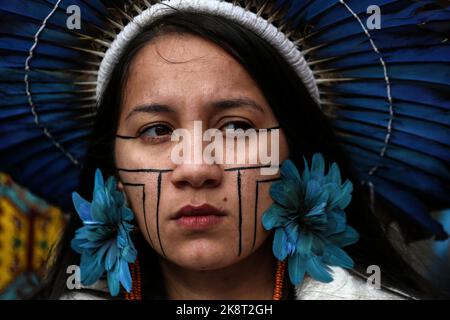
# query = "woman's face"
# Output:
<box><xmin>115</xmin><ymin>33</ymin><xmax>289</xmax><ymax>271</ymax></box>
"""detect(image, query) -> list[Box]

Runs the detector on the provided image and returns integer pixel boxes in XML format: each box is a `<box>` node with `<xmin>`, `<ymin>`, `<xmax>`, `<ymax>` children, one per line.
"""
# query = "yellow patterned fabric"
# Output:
<box><xmin>0</xmin><ymin>173</ymin><xmax>66</xmax><ymax>299</ymax></box>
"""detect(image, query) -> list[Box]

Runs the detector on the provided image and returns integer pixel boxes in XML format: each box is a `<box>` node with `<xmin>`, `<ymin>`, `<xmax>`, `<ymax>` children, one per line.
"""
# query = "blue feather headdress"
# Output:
<box><xmin>0</xmin><ymin>0</ymin><xmax>449</xmax><ymax>241</ymax></box>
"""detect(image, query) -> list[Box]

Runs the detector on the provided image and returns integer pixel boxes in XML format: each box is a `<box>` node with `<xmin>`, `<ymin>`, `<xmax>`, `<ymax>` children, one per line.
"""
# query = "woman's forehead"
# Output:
<box><xmin>122</xmin><ymin>33</ymin><xmax>263</xmax><ymax>112</ymax></box>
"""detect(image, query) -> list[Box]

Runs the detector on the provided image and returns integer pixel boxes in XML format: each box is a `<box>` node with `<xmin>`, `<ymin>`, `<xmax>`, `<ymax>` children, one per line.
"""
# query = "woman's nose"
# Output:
<box><xmin>170</xmin><ymin>163</ymin><xmax>223</xmax><ymax>189</ymax></box>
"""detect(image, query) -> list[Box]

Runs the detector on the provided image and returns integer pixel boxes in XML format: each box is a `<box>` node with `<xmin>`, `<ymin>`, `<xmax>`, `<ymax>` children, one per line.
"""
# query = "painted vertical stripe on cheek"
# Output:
<box><xmin>156</xmin><ymin>171</ymin><xmax>166</xmax><ymax>257</ymax></box>
<box><xmin>237</xmin><ymin>170</ymin><xmax>242</xmax><ymax>257</ymax></box>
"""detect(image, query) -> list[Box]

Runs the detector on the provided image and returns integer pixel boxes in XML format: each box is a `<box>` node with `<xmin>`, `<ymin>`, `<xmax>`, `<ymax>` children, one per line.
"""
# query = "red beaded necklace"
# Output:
<box><xmin>124</xmin><ymin>257</ymin><xmax>142</xmax><ymax>300</ymax></box>
<box><xmin>125</xmin><ymin>259</ymin><xmax>286</xmax><ymax>300</ymax></box>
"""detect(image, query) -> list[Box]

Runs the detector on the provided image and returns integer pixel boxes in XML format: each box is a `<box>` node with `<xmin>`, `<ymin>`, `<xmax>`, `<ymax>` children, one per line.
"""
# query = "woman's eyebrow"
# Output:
<box><xmin>126</xmin><ymin>103</ymin><xmax>175</xmax><ymax>121</ymax></box>
<box><xmin>211</xmin><ymin>98</ymin><xmax>265</xmax><ymax>114</ymax></box>
<box><xmin>126</xmin><ymin>98</ymin><xmax>264</xmax><ymax>121</ymax></box>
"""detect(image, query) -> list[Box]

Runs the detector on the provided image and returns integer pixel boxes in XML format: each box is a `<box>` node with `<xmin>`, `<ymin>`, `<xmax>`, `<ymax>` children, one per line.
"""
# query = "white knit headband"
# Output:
<box><xmin>96</xmin><ymin>0</ymin><xmax>320</xmax><ymax>103</ymax></box>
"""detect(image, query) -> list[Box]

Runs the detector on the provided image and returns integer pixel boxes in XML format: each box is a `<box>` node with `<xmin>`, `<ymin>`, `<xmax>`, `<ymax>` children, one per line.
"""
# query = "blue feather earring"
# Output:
<box><xmin>71</xmin><ymin>169</ymin><xmax>137</xmax><ymax>296</ymax></box>
<box><xmin>262</xmin><ymin>153</ymin><xmax>359</xmax><ymax>286</ymax></box>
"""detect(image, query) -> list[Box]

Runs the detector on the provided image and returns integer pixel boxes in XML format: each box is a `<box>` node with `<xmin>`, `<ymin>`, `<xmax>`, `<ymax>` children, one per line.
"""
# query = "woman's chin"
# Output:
<box><xmin>166</xmin><ymin>240</ymin><xmax>239</xmax><ymax>271</ymax></box>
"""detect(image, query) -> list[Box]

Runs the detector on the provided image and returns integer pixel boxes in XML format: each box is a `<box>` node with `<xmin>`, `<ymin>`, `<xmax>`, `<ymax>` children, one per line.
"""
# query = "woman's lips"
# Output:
<box><xmin>172</xmin><ymin>203</ymin><xmax>225</xmax><ymax>230</ymax></box>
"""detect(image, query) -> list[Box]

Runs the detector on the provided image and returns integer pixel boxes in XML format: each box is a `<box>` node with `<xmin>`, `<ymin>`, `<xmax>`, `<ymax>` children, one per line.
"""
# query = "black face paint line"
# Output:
<box><xmin>252</xmin><ymin>177</ymin><xmax>282</xmax><ymax>251</ymax></box>
<box><xmin>122</xmin><ymin>182</ymin><xmax>154</xmax><ymax>249</ymax></box>
<box><xmin>225</xmin><ymin>164</ymin><xmax>281</xmax><ymax>257</ymax></box>
<box><xmin>155</xmin><ymin>171</ymin><xmax>167</xmax><ymax>257</ymax></box>
<box><xmin>118</xmin><ymin>168</ymin><xmax>173</xmax><ymax>258</ymax></box>
<box><xmin>237</xmin><ymin>169</ymin><xmax>243</xmax><ymax>257</ymax></box>
<box><xmin>224</xmin><ymin>164</ymin><xmax>280</xmax><ymax>172</ymax></box>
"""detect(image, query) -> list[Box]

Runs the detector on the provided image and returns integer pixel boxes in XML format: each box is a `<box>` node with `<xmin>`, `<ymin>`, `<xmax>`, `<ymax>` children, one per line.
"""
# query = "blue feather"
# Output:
<box><xmin>0</xmin><ymin>0</ymin><xmax>72</xmax><ymax>28</ymax></box>
<box><xmin>287</xmin><ymin>253</ymin><xmax>307</xmax><ymax>285</ymax></box>
<box><xmin>0</xmin><ymin>130</ymin><xmax>90</xmax><ymax>159</ymax></box>
<box><xmin>342</xmin><ymin>145</ymin><xmax>450</xmax><ymax>205</ymax></box>
<box><xmin>307</xmin><ymin>2</ymin><xmax>449</xmax><ymax>47</ymax></box>
<box><xmin>0</xmin><ymin>52</ymin><xmax>88</xmax><ymax>69</ymax></box>
<box><xmin>340</xmin><ymin>135</ymin><xmax>450</xmax><ymax>180</ymax></box>
<box><xmin>317</xmin><ymin>46</ymin><xmax>450</xmax><ymax>70</ymax></box>
<box><xmin>306</xmin><ymin>0</ymin><xmax>433</xmax><ymax>30</ymax></box>
<box><xmin>335</xmin><ymin>109</ymin><xmax>450</xmax><ymax>145</ymax></box>
<box><xmin>329</xmin><ymin>96</ymin><xmax>450</xmax><ymax>126</ymax></box>
<box><xmin>367</xmin><ymin>175</ymin><xmax>448</xmax><ymax>239</ymax></box>
<box><xmin>333</xmin><ymin>120</ymin><xmax>450</xmax><ymax>161</ymax></box>
<box><xmin>306</xmin><ymin>255</ymin><xmax>333</xmax><ymax>283</ymax></box>
<box><xmin>0</xmin><ymin>36</ymin><xmax>86</xmax><ymax>59</ymax></box>
<box><xmin>0</xmin><ymin>12</ymin><xmax>82</xmax><ymax>45</ymax></box>
<box><xmin>336</xmin><ymin>64</ymin><xmax>450</xmax><ymax>87</ymax></box>
<box><xmin>324</xmin><ymin>81</ymin><xmax>450</xmax><ymax>110</ymax></box>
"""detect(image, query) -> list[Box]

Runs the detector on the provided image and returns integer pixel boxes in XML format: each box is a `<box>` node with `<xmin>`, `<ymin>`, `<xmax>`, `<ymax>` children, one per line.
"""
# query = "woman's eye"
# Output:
<box><xmin>221</xmin><ymin>121</ymin><xmax>253</xmax><ymax>131</ymax></box>
<box><xmin>140</xmin><ymin>124</ymin><xmax>173</xmax><ymax>140</ymax></box>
